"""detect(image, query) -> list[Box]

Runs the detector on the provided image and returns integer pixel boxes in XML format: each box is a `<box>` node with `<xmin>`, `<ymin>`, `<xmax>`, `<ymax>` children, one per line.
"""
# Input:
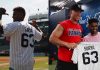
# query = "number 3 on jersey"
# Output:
<box><xmin>82</xmin><ymin>51</ymin><xmax>98</xmax><ymax>65</ymax></box>
<box><xmin>21</xmin><ymin>33</ymin><xmax>35</xmax><ymax>47</ymax></box>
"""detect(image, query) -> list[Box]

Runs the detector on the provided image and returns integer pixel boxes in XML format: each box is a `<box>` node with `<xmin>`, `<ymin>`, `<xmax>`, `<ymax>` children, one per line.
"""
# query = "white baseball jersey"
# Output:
<box><xmin>2</xmin><ymin>21</ymin><xmax>43</xmax><ymax>70</ymax></box>
<box><xmin>72</xmin><ymin>42</ymin><xmax>100</xmax><ymax>70</ymax></box>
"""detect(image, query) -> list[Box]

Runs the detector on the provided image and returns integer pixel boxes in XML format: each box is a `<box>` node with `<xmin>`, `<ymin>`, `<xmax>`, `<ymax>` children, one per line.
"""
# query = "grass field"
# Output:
<box><xmin>0</xmin><ymin>56</ymin><xmax>48</xmax><ymax>70</ymax></box>
<box><xmin>49</xmin><ymin>61</ymin><xmax>57</xmax><ymax>70</ymax></box>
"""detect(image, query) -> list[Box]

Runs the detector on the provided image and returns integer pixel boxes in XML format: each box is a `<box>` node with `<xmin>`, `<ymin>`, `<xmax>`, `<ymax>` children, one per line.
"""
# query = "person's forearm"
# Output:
<box><xmin>49</xmin><ymin>37</ymin><xmax>68</xmax><ymax>47</ymax></box>
<box><xmin>34</xmin><ymin>25</ymin><xmax>42</xmax><ymax>32</ymax></box>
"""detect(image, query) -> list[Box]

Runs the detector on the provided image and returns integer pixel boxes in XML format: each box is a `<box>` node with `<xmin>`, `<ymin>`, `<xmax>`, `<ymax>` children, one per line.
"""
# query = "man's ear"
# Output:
<box><xmin>86</xmin><ymin>23</ymin><xmax>89</xmax><ymax>27</ymax></box>
<box><xmin>69</xmin><ymin>11</ymin><xmax>72</xmax><ymax>17</ymax></box>
<box><xmin>88</xmin><ymin>24</ymin><xmax>91</xmax><ymax>29</ymax></box>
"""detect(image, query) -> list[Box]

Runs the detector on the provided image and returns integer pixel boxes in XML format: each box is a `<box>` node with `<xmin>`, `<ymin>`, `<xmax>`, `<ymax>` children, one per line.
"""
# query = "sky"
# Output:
<box><xmin>0</xmin><ymin>0</ymin><xmax>48</xmax><ymax>23</ymax></box>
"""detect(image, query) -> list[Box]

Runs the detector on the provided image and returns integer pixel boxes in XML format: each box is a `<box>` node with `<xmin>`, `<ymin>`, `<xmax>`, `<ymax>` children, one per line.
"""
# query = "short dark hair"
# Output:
<box><xmin>88</xmin><ymin>18</ymin><xmax>99</xmax><ymax>25</ymax></box>
<box><xmin>13</xmin><ymin>7</ymin><xmax>26</xmax><ymax>16</ymax></box>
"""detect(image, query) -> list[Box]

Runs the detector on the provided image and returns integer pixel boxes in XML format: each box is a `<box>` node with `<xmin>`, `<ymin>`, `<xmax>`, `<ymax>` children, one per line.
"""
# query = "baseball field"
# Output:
<box><xmin>0</xmin><ymin>56</ymin><xmax>48</xmax><ymax>70</ymax></box>
<box><xmin>49</xmin><ymin>60</ymin><xmax>56</xmax><ymax>70</ymax></box>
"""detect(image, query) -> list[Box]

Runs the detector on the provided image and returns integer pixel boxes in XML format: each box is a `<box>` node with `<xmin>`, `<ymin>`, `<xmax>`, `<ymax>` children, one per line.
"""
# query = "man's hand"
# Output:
<box><xmin>0</xmin><ymin>8</ymin><xmax>8</xmax><ymax>20</ymax></box>
<box><xmin>0</xmin><ymin>8</ymin><xmax>7</xmax><ymax>34</ymax></box>
<box><xmin>0</xmin><ymin>8</ymin><xmax>8</xmax><ymax>15</ymax></box>
<box><xmin>65</xmin><ymin>43</ymin><xmax>78</xmax><ymax>49</ymax></box>
<box><xmin>31</xmin><ymin>20</ymin><xmax>37</xmax><ymax>26</ymax></box>
<box><xmin>31</xmin><ymin>19</ymin><xmax>42</xmax><ymax>32</ymax></box>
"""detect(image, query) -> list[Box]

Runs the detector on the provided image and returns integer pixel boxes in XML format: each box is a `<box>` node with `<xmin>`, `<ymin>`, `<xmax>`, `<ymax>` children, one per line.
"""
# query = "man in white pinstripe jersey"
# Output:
<box><xmin>0</xmin><ymin>7</ymin><xmax>43</xmax><ymax>70</ymax></box>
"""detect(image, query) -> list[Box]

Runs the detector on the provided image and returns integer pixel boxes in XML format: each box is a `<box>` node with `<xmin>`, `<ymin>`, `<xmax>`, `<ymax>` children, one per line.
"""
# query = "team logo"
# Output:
<box><xmin>68</xmin><ymin>29</ymin><xmax>82</xmax><ymax>36</ymax></box>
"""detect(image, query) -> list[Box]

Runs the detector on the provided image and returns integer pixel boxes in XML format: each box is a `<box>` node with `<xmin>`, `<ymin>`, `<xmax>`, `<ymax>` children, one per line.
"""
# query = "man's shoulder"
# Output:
<box><xmin>25</xmin><ymin>22</ymin><xmax>36</xmax><ymax>30</ymax></box>
<box><xmin>20</xmin><ymin>21</ymin><xmax>31</xmax><ymax>27</ymax></box>
<box><xmin>59</xmin><ymin>19</ymin><xmax>70</xmax><ymax>24</ymax></box>
<box><xmin>84</xmin><ymin>32</ymin><xmax>100</xmax><ymax>38</ymax></box>
<box><xmin>59</xmin><ymin>20</ymin><xmax>71</xmax><ymax>27</ymax></box>
<box><xmin>82</xmin><ymin>33</ymin><xmax>91</xmax><ymax>42</ymax></box>
<box><xmin>4</xmin><ymin>22</ymin><xmax>21</xmax><ymax>27</ymax></box>
<box><xmin>97</xmin><ymin>32</ymin><xmax>100</xmax><ymax>35</ymax></box>
<box><xmin>83</xmin><ymin>34</ymin><xmax>90</xmax><ymax>38</ymax></box>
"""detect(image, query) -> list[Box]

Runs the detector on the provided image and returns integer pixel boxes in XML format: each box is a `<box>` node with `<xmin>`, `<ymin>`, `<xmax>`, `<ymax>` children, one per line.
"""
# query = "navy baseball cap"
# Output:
<box><xmin>70</xmin><ymin>4</ymin><xmax>84</xmax><ymax>12</ymax></box>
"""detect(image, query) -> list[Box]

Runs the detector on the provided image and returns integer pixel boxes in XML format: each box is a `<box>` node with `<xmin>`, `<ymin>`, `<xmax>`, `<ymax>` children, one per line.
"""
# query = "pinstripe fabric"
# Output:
<box><xmin>3</xmin><ymin>21</ymin><xmax>42</xmax><ymax>70</ymax></box>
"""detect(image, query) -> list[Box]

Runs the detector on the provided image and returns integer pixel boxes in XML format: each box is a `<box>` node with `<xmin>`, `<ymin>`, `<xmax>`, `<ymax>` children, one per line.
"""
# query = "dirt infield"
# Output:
<box><xmin>0</xmin><ymin>57</ymin><xmax>9</xmax><ymax>63</ymax></box>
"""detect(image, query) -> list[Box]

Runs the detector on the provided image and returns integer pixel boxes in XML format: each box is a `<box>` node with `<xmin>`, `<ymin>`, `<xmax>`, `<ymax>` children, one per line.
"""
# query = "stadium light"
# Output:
<box><xmin>75</xmin><ymin>0</ymin><xmax>81</xmax><ymax>3</ymax></box>
<box><xmin>52</xmin><ymin>1</ymin><xmax>65</xmax><ymax>6</ymax></box>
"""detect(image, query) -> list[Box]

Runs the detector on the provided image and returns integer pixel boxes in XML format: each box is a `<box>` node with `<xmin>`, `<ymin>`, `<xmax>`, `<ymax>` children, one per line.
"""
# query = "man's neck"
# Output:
<box><xmin>70</xmin><ymin>18</ymin><xmax>78</xmax><ymax>24</ymax></box>
<box><xmin>13</xmin><ymin>20</ymin><xmax>23</xmax><ymax>22</ymax></box>
<box><xmin>91</xmin><ymin>32</ymin><xmax>98</xmax><ymax>36</ymax></box>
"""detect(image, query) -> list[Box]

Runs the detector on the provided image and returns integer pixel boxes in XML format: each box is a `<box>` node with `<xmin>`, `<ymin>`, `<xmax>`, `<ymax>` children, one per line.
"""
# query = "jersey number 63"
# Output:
<box><xmin>82</xmin><ymin>51</ymin><xmax>98</xmax><ymax>65</ymax></box>
<box><xmin>21</xmin><ymin>33</ymin><xmax>35</xmax><ymax>47</ymax></box>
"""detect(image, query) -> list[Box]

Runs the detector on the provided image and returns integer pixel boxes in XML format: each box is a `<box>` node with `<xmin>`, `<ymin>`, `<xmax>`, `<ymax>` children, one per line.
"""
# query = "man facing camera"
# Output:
<box><xmin>83</xmin><ymin>18</ymin><xmax>100</xmax><ymax>42</ymax></box>
<box><xmin>49</xmin><ymin>4</ymin><xmax>84</xmax><ymax>70</ymax></box>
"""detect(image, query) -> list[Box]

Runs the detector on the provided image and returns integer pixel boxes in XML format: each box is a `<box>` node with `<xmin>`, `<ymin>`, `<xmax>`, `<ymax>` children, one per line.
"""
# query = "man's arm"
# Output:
<box><xmin>0</xmin><ymin>15</ymin><xmax>4</xmax><ymax>34</ymax></box>
<box><xmin>49</xmin><ymin>24</ymin><xmax>77</xmax><ymax>49</ymax></box>
<box><xmin>0</xmin><ymin>15</ymin><xmax>18</xmax><ymax>37</ymax></box>
<box><xmin>0</xmin><ymin>8</ymin><xmax>8</xmax><ymax>34</ymax></box>
<box><xmin>30</xmin><ymin>21</ymin><xmax>43</xmax><ymax>41</ymax></box>
<box><xmin>34</xmin><ymin>27</ymin><xmax>43</xmax><ymax>42</ymax></box>
<box><xmin>34</xmin><ymin>24</ymin><xmax>42</xmax><ymax>32</ymax></box>
<box><xmin>31</xmin><ymin>20</ymin><xmax>42</xmax><ymax>32</ymax></box>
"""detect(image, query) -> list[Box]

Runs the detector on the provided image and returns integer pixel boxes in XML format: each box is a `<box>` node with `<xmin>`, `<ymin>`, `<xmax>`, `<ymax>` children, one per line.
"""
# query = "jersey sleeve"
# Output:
<box><xmin>34</xmin><ymin>27</ymin><xmax>43</xmax><ymax>42</ymax></box>
<box><xmin>2</xmin><ymin>22</ymin><xmax>19</xmax><ymax>37</ymax></box>
<box><xmin>72</xmin><ymin>47</ymin><xmax>79</xmax><ymax>64</ymax></box>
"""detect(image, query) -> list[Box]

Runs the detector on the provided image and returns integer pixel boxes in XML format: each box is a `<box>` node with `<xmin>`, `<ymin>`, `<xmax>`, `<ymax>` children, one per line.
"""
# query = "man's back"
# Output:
<box><xmin>3</xmin><ymin>21</ymin><xmax>42</xmax><ymax>70</ymax></box>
